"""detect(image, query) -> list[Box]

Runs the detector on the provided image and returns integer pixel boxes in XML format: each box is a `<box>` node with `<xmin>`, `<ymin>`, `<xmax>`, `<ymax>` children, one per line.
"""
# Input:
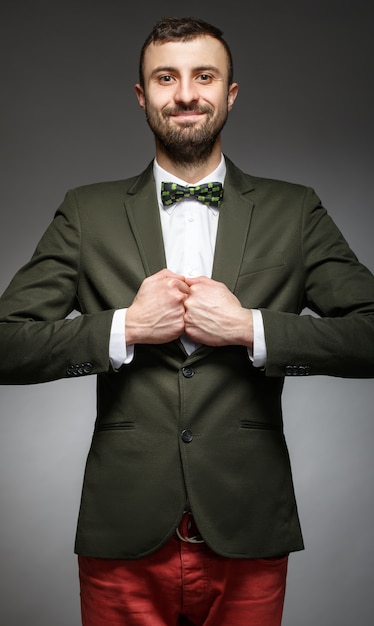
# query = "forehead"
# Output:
<box><xmin>142</xmin><ymin>35</ymin><xmax>230</xmax><ymax>78</ymax></box>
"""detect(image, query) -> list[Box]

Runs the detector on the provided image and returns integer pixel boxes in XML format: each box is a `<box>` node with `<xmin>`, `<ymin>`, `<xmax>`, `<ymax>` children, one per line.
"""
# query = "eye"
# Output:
<box><xmin>159</xmin><ymin>74</ymin><xmax>174</xmax><ymax>84</ymax></box>
<box><xmin>198</xmin><ymin>73</ymin><xmax>212</xmax><ymax>82</ymax></box>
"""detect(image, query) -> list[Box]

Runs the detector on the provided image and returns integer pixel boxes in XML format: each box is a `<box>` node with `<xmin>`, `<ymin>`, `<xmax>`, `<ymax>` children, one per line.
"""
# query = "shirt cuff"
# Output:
<box><xmin>109</xmin><ymin>309</ymin><xmax>134</xmax><ymax>370</ymax></box>
<box><xmin>250</xmin><ymin>309</ymin><xmax>267</xmax><ymax>368</ymax></box>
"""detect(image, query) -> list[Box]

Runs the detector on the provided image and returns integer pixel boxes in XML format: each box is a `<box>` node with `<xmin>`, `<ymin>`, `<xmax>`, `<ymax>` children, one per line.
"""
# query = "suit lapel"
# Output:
<box><xmin>212</xmin><ymin>158</ymin><xmax>255</xmax><ymax>293</ymax></box>
<box><xmin>123</xmin><ymin>164</ymin><xmax>166</xmax><ymax>277</ymax></box>
<box><xmin>194</xmin><ymin>159</ymin><xmax>256</xmax><ymax>362</ymax></box>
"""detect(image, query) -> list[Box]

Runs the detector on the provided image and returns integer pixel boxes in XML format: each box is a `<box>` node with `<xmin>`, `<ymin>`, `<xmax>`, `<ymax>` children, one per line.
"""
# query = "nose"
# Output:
<box><xmin>174</xmin><ymin>78</ymin><xmax>199</xmax><ymax>105</ymax></box>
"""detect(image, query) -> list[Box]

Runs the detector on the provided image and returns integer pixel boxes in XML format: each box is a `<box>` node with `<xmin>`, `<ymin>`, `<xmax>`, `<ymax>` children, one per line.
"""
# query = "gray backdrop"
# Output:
<box><xmin>1</xmin><ymin>1</ymin><xmax>373</xmax><ymax>624</ymax></box>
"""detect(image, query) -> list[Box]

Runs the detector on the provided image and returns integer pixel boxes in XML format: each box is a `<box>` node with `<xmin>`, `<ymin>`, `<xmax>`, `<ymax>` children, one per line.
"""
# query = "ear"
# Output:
<box><xmin>134</xmin><ymin>84</ymin><xmax>146</xmax><ymax>110</ymax></box>
<box><xmin>227</xmin><ymin>82</ymin><xmax>239</xmax><ymax>111</ymax></box>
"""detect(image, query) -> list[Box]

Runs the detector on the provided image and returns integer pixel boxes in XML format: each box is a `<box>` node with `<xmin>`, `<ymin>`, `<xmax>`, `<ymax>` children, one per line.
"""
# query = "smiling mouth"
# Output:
<box><xmin>166</xmin><ymin>105</ymin><xmax>211</xmax><ymax>117</ymax></box>
<box><xmin>171</xmin><ymin>111</ymin><xmax>205</xmax><ymax>122</ymax></box>
<box><xmin>167</xmin><ymin>108</ymin><xmax>211</xmax><ymax>126</ymax></box>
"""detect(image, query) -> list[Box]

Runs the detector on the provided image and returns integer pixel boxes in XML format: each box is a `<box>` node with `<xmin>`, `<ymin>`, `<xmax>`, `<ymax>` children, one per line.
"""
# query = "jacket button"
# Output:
<box><xmin>182</xmin><ymin>366</ymin><xmax>195</xmax><ymax>378</ymax></box>
<box><xmin>181</xmin><ymin>429</ymin><xmax>193</xmax><ymax>443</ymax></box>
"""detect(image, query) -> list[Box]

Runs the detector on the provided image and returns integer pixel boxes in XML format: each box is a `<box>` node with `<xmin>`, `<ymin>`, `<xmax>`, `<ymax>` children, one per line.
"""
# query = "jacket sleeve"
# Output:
<box><xmin>0</xmin><ymin>192</ymin><xmax>114</xmax><ymax>384</ymax></box>
<box><xmin>262</xmin><ymin>188</ymin><xmax>374</xmax><ymax>378</ymax></box>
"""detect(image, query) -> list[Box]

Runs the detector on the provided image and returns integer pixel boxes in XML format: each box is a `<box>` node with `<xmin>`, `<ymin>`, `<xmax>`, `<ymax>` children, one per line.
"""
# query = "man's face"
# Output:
<box><xmin>135</xmin><ymin>36</ymin><xmax>238</xmax><ymax>164</ymax></box>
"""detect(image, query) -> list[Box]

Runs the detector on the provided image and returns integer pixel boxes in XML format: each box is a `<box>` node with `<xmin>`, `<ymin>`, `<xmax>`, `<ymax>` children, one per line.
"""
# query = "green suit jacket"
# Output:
<box><xmin>1</xmin><ymin>158</ymin><xmax>374</xmax><ymax>558</ymax></box>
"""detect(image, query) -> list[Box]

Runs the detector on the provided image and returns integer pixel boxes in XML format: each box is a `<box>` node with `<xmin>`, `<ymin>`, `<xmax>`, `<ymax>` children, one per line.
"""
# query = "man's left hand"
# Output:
<box><xmin>183</xmin><ymin>276</ymin><xmax>253</xmax><ymax>347</ymax></box>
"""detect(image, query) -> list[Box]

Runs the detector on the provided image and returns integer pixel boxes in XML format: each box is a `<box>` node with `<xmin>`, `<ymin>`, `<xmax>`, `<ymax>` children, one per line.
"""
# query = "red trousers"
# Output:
<box><xmin>79</xmin><ymin>516</ymin><xmax>288</xmax><ymax>626</ymax></box>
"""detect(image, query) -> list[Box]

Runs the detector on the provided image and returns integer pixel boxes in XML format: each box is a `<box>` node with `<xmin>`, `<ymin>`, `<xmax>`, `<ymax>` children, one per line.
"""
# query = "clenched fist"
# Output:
<box><xmin>126</xmin><ymin>269</ymin><xmax>190</xmax><ymax>345</ymax></box>
<box><xmin>184</xmin><ymin>276</ymin><xmax>253</xmax><ymax>347</ymax></box>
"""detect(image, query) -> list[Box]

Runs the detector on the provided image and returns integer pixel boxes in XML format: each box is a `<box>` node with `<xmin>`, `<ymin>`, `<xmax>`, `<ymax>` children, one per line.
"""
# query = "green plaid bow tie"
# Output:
<box><xmin>161</xmin><ymin>181</ymin><xmax>224</xmax><ymax>208</ymax></box>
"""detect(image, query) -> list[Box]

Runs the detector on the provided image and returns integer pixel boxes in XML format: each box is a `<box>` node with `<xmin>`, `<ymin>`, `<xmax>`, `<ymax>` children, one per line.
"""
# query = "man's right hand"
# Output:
<box><xmin>125</xmin><ymin>269</ymin><xmax>190</xmax><ymax>345</ymax></box>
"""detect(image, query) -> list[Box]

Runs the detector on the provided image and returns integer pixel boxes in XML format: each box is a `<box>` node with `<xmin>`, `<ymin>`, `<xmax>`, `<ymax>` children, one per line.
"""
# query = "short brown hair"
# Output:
<box><xmin>138</xmin><ymin>16</ymin><xmax>234</xmax><ymax>88</ymax></box>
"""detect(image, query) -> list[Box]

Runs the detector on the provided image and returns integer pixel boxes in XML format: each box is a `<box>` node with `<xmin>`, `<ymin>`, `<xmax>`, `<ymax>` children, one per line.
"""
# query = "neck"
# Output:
<box><xmin>155</xmin><ymin>141</ymin><xmax>223</xmax><ymax>184</ymax></box>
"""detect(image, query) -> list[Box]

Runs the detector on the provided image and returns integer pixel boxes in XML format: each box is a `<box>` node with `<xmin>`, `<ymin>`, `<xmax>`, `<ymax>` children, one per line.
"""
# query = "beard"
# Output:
<box><xmin>145</xmin><ymin>103</ymin><xmax>229</xmax><ymax>165</ymax></box>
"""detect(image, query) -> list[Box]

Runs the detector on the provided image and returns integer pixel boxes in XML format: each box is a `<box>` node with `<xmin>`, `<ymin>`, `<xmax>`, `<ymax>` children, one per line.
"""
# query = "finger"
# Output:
<box><xmin>160</xmin><ymin>268</ymin><xmax>186</xmax><ymax>281</ymax></box>
<box><xmin>165</xmin><ymin>276</ymin><xmax>190</xmax><ymax>293</ymax></box>
<box><xmin>177</xmin><ymin>281</ymin><xmax>190</xmax><ymax>295</ymax></box>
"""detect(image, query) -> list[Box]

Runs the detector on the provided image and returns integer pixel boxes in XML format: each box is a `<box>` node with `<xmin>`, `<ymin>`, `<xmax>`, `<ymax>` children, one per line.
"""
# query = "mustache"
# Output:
<box><xmin>163</xmin><ymin>105</ymin><xmax>212</xmax><ymax>116</ymax></box>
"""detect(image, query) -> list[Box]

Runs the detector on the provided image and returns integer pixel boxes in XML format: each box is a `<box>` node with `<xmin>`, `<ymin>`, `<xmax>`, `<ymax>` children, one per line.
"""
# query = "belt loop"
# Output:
<box><xmin>176</xmin><ymin>512</ymin><xmax>205</xmax><ymax>544</ymax></box>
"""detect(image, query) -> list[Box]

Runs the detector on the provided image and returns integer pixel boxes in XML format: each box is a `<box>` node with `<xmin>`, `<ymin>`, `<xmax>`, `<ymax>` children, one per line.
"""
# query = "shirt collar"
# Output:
<box><xmin>153</xmin><ymin>154</ymin><xmax>226</xmax><ymax>215</ymax></box>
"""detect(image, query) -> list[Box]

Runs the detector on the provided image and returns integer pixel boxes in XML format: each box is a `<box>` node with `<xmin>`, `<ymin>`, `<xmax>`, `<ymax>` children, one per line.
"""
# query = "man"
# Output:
<box><xmin>0</xmin><ymin>15</ymin><xmax>374</xmax><ymax>626</ymax></box>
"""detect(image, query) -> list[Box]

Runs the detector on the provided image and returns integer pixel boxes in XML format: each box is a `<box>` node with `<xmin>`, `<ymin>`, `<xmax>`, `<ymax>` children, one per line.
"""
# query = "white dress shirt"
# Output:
<box><xmin>109</xmin><ymin>155</ymin><xmax>266</xmax><ymax>369</ymax></box>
